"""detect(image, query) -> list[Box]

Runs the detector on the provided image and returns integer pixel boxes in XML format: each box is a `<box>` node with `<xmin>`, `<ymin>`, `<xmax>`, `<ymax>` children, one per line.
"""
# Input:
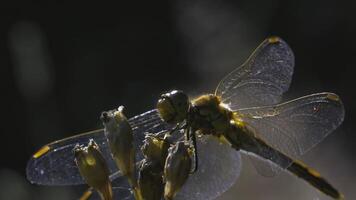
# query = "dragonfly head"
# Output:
<box><xmin>157</xmin><ymin>90</ymin><xmax>189</xmax><ymax>124</ymax></box>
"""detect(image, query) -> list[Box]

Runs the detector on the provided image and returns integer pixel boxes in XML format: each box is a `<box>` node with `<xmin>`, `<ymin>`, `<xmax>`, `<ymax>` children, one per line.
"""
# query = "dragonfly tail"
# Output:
<box><xmin>287</xmin><ymin>160</ymin><xmax>344</xmax><ymax>200</ymax></box>
<box><xmin>232</xmin><ymin>130</ymin><xmax>344</xmax><ymax>200</ymax></box>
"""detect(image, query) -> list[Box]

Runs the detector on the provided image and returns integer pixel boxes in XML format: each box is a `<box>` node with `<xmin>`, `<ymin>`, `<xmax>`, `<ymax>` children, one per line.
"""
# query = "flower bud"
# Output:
<box><xmin>74</xmin><ymin>139</ymin><xmax>112</xmax><ymax>200</ymax></box>
<box><xmin>163</xmin><ymin>142</ymin><xmax>192</xmax><ymax>200</ymax></box>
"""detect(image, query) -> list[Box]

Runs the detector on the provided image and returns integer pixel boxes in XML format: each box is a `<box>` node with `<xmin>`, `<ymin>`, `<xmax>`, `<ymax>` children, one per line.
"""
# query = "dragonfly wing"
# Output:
<box><xmin>242</xmin><ymin>150</ymin><xmax>283</xmax><ymax>177</ymax></box>
<box><xmin>111</xmin><ymin>187</ymin><xmax>134</xmax><ymax>200</ymax></box>
<box><xmin>26</xmin><ymin>109</ymin><xmax>172</xmax><ymax>186</ymax></box>
<box><xmin>79</xmin><ymin>175</ymin><xmax>134</xmax><ymax>200</ymax></box>
<box><xmin>26</xmin><ymin>129</ymin><xmax>111</xmax><ymax>186</ymax></box>
<box><xmin>110</xmin><ymin>175</ymin><xmax>133</xmax><ymax>200</ymax></box>
<box><xmin>87</xmin><ymin>188</ymin><xmax>133</xmax><ymax>200</ymax></box>
<box><xmin>236</xmin><ymin>93</ymin><xmax>345</xmax><ymax>176</ymax></box>
<box><xmin>175</xmin><ymin>135</ymin><xmax>241</xmax><ymax>200</ymax></box>
<box><xmin>215</xmin><ymin>37</ymin><xmax>294</xmax><ymax>110</ymax></box>
<box><xmin>241</xmin><ymin>113</ymin><xmax>301</xmax><ymax>177</ymax></box>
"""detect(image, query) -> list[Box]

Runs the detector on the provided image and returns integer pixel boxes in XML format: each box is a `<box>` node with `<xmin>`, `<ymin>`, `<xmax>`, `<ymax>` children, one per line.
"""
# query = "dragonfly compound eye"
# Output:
<box><xmin>157</xmin><ymin>90</ymin><xmax>189</xmax><ymax>124</ymax></box>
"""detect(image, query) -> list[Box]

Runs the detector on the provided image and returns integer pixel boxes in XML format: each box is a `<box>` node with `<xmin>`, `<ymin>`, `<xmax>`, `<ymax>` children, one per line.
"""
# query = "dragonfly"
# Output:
<box><xmin>26</xmin><ymin>36</ymin><xmax>345</xmax><ymax>200</ymax></box>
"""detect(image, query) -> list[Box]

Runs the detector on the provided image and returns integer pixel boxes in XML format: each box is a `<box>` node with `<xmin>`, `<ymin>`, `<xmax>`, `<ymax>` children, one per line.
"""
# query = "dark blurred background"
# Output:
<box><xmin>1</xmin><ymin>1</ymin><xmax>356</xmax><ymax>199</ymax></box>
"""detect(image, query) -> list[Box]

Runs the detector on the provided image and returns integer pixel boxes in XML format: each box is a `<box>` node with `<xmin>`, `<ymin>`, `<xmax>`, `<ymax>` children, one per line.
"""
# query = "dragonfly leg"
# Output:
<box><xmin>166</xmin><ymin>122</ymin><xmax>186</xmax><ymax>137</ymax></box>
<box><xmin>185</xmin><ymin>127</ymin><xmax>198</xmax><ymax>174</ymax></box>
<box><xmin>190</xmin><ymin>129</ymin><xmax>198</xmax><ymax>174</ymax></box>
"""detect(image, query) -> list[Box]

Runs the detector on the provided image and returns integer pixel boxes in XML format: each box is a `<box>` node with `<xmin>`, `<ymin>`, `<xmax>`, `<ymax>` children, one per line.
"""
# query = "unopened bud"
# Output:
<box><xmin>138</xmin><ymin>160</ymin><xmax>164</xmax><ymax>200</ymax></box>
<box><xmin>141</xmin><ymin>134</ymin><xmax>170</xmax><ymax>168</ymax></box>
<box><xmin>163</xmin><ymin>142</ymin><xmax>192</xmax><ymax>200</ymax></box>
<box><xmin>74</xmin><ymin>139</ymin><xmax>112</xmax><ymax>200</ymax></box>
<box><xmin>101</xmin><ymin>107</ymin><xmax>137</xmax><ymax>187</ymax></box>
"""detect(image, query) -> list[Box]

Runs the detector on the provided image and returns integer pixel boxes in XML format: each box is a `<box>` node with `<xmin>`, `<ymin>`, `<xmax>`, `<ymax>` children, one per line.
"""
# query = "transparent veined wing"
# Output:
<box><xmin>241</xmin><ymin>149</ymin><xmax>289</xmax><ymax>177</ymax></box>
<box><xmin>236</xmin><ymin>93</ymin><xmax>345</xmax><ymax>176</ymax></box>
<box><xmin>215</xmin><ymin>36</ymin><xmax>294</xmax><ymax>110</ymax></box>
<box><xmin>175</xmin><ymin>135</ymin><xmax>241</xmax><ymax>200</ymax></box>
<box><xmin>26</xmin><ymin>109</ymin><xmax>172</xmax><ymax>186</ymax></box>
<box><xmin>27</xmin><ymin>109</ymin><xmax>243</xmax><ymax>200</ymax></box>
<box><xmin>88</xmin><ymin>187</ymin><xmax>134</xmax><ymax>200</ymax></box>
<box><xmin>85</xmin><ymin>175</ymin><xmax>134</xmax><ymax>200</ymax></box>
<box><xmin>105</xmin><ymin>135</ymin><xmax>241</xmax><ymax>200</ymax></box>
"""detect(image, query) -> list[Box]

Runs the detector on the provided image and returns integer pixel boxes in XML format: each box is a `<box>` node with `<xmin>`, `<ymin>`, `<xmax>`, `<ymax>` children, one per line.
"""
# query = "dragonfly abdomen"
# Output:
<box><xmin>221</xmin><ymin>119</ymin><xmax>344</xmax><ymax>200</ymax></box>
<box><xmin>251</xmin><ymin>136</ymin><xmax>343</xmax><ymax>199</ymax></box>
<box><xmin>242</xmin><ymin>134</ymin><xmax>344</xmax><ymax>200</ymax></box>
<box><xmin>288</xmin><ymin>160</ymin><xmax>344</xmax><ymax>200</ymax></box>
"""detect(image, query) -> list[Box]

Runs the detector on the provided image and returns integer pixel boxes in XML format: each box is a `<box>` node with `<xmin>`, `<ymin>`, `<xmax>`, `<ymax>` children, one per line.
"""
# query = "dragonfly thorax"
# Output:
<box><xmin>190</xmin><ymin>94</ymin><xmax>233</xmax><ymax>134</ymax></box>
